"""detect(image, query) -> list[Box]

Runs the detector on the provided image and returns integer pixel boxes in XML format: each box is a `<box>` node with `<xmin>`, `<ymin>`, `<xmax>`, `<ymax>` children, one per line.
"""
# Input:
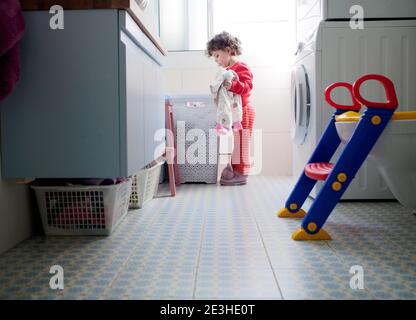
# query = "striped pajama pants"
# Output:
<box><xmin>231</xmin><ymin>103</ymin><xmax>255</xmax><ymax>175</ymax></box>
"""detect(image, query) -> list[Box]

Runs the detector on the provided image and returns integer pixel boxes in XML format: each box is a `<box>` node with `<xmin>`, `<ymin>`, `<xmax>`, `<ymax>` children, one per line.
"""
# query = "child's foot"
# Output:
<box><xmin>215</xmin><ymin>124</ymin><xmax>228</xmax><ymax>135</ymax></box>
<box><xmin>232</xmin><ymin>121</ymin><xmax>243</xmax><ymax>132</ymax></box>
<box><xmin>220</xmin><ymin>164</ymin><xmax>234</xmax><ymax>180</ymax></box>
<box><xmin>220</xmin><ymin>170</ymin><xmax>247</xmax><ymax>186</ymax></box>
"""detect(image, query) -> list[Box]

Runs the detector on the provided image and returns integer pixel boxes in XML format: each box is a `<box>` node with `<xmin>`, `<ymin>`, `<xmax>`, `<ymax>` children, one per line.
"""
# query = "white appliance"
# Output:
<box><xmin>322</xmin><ymin>0</ymin><xmax>416</xmax><ymax>20</ymax></box>
<box><xmin>296</xmin><ymin>0</ymin><xmax>416</xmax><ymax>42</ymax></box>
<box><xmin>292</xmin><ymin>19</ymin><xmax>416</xmax><ymax>199</ymax></box>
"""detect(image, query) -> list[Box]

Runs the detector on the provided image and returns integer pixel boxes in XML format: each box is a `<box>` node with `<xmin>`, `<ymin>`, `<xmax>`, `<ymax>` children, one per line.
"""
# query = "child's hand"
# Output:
<box><xmin>230</xmin><ymin>70</ymin><xmax>238</xmax><ymax>80</ymax></box>
<box><xmin>223</xmin><ymin>79</ymin><xmax>232</xmax><ymax>90</ymax></box>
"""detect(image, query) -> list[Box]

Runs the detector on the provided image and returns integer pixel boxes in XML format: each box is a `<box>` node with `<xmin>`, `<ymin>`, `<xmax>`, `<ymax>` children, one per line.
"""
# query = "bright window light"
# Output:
<box><xmin>159</xmin><ymin>0</ymin><xmax>295</xmax><ymax>56</ymax></box>
<box><xmin>212</xmin><ymin>0</ymin><xmax>295</xmax><ymax>62</ymax></box>
<box><xmin>159</xmin><ymin>0</ymin><xmax>208</xmax><ymax>51</ymax></box>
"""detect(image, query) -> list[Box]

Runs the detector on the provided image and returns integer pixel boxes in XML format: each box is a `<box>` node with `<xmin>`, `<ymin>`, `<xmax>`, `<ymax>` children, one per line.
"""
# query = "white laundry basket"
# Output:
<box><xmin>32</xmin><ymin>179</ymin><xmax>132</xmax><ymax>236</ymax></box>
<box><xmin>130</xmin><ymin>159</ymin><xmax>165</xmax><ymax>209</ymax></box>
<box><xmin>168</xmin><ymin>94</ymin><xmax>219</xmax><ymax>184</ymax></box>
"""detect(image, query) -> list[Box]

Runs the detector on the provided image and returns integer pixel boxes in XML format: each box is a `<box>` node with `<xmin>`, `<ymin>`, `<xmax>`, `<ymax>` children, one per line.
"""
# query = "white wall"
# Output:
<box><xmin>0</xmin><ymin>155</ymin><xmax>36</xmax><ymax>254</ymax></box>
<box><xmin>162</xmin><ymin>51</ymin><xmax>293</xmax><ymax>176</ymax></box>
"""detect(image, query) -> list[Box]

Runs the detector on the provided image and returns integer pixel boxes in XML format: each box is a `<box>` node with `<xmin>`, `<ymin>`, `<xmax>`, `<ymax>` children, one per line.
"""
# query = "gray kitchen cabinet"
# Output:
<box><xmin>0</xmin><ymin>10</ymin><xmax>165</xmax><ymax>179</ymax></box>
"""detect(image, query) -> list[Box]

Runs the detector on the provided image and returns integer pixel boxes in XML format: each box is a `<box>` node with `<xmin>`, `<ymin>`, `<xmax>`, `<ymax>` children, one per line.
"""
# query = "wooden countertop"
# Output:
<box><xmin>19</xmin><ymin>0</ymin><xmax>167</xmax><ymax>56</ymax></box>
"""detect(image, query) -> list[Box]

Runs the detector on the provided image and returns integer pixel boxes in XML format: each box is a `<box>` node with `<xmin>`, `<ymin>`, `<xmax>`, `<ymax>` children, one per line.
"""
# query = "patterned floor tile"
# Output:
<box><xmin>0</xmin><ymin>177</ymin><xmax>415</xmax><ymax>300</ymax></box>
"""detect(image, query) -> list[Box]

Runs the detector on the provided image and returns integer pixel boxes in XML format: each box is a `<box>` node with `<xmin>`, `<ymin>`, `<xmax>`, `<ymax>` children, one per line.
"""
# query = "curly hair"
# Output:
<box><xmin>206</xmin><ymin>31</ymin><xmax>242</xmax><ymax>57</ymax></box>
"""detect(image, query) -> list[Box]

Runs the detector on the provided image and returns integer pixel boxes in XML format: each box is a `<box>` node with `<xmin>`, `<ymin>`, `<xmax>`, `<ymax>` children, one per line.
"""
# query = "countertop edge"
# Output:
<box><xmin>19</xmin><ymin>0</ymin><xmax>168</xmax><ymax>56</ymax></box>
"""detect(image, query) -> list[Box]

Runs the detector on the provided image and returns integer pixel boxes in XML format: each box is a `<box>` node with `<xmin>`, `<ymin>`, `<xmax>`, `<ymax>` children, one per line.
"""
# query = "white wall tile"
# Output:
<box><xmin>252</xmin><ymin>67</ymin><xmax>291</xmax><ymax>89</ymax></box>
<box><xmin>164</xmin><ymin>51</ymin><xmax>216</xmax><ymax>69</ymax></box>
<box><xmin>258</xmin><ymin>132</ymin><xmax>293</xmax><ymax>176</ymax></box>
<box><xmin>181</xmin><ymin>68</ymin><xmax>212</xmax><ymax>94</ymax></box>
<box><xmin>251</xmin><ymin>88</ymin><xmax>291</xmax><ymax>133</ymax></box>
<box><xmin>163</xmin><ymin>68</ymin><xmax>183</xmax><ymax>93</ymax></box>
<box><xmin>0</xmin><ymin>156</ymin><xmax>35</xmax><ymax>254</ymax></box>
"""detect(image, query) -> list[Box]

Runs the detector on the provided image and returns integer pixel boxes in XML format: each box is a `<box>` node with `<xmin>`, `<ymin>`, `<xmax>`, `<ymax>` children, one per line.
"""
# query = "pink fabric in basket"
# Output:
<box><xmin>55</xmin><ymin>202</ymin><xmax>105</xmax><ymax>226</ymax></box>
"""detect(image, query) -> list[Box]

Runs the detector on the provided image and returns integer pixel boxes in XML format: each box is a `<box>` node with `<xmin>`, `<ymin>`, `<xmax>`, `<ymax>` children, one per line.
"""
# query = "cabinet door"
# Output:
<box><xmin>143</xmin><ymin>58</ymin><xmax>166</xmax><ymax>165</ymax></box>
<box><xmin>120</xmin><ymin>31</ymin><xmax>146</xmax><ymax>176</ymax></box>
<box><xmin>155</xmin><ymin>64</ymin><xmax>166</xmax><ymax>159</ymax></box>
<box><xmin>0</xmin><ymin>10</ymin><xmax>121</xmax><ymax>178</ymax></box>
<box><xmin>119</xmin><ymin>11</ymin><xmax>165</xmax><ymax>173</ymax></box>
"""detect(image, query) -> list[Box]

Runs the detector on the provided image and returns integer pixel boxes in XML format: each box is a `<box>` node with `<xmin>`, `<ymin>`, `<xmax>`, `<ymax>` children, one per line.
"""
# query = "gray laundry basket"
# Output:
<box><xmin>168</xmin><ymin>95</ymin><xmax>219</xmax><ymax>184</ymax></box>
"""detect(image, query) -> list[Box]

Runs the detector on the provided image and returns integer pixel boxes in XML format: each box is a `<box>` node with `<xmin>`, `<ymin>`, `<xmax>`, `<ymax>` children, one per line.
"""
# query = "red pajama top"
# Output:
<box><xmin>226</xmin><ymin>61</ymin><xmax>253</xmax><ymax>107</ymax></box>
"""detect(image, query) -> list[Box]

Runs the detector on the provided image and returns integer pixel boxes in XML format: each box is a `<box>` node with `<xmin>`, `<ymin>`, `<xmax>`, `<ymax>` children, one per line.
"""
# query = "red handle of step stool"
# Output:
<box><xmin>352</xmin><ymin>74</ymin><xmax>399</xmax><ymax>110</ymax></box>
<box><xmin>324</xmin><ymin>82</ymin><xmax>362</xmax><ymax>111</ymax></box>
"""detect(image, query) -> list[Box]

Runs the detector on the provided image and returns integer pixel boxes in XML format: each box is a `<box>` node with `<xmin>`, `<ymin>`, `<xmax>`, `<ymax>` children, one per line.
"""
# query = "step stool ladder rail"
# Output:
<box><xmin>307</xmin><ymin>112</ymin><xmax>344</xmax><ymax>164</ymax></box>
<box><xmin>287</xmin><ymin>74</ymin><xmax>399</xmax><ymax>239</ymax></box>
<box><xmin>281</xmin><ymin>112</ymin><xmax>343</xmax><ymax>218</ymax></box>
<box><xmin>300</xmin><ymin>108</ymin><xmax>395</xmax><ymax>235</ymax></box>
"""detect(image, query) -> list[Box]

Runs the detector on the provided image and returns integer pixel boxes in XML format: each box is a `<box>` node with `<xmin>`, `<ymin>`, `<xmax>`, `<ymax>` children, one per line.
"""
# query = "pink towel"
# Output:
<box><xmin>0</xmin><ymin>0</ymin><xmax>25</xmax><ymax>102</ymax></box>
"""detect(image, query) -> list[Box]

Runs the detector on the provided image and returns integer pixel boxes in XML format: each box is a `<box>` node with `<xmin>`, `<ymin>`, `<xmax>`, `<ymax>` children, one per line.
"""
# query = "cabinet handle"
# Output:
<box><xmin>120</xmin><ymin>27</ymin><xmax>162</xmax><ymax>66</ymax></box>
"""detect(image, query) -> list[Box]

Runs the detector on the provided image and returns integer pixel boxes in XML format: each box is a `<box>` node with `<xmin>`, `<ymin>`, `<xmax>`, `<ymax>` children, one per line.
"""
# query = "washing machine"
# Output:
<box><xmin>296</xmin><ymin>0</ymin><xmax>416</xmax><ymax>42</ymax></box>
<box><xmin>292</xmin><ymin>19</ymin><xmax>416</xmax><ymax>199</ymax></box>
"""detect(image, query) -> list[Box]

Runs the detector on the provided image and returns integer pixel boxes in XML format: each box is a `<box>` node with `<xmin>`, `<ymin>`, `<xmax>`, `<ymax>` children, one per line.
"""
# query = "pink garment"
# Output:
<box><xmin>0</xmin><ymin>0</ymin><xmax>25</xmax><ymax>102</ymax></box>
<box><xmin>56</xmin><ymin>202</ymin><xmax>105</xmax><ymax>227</ymax></box>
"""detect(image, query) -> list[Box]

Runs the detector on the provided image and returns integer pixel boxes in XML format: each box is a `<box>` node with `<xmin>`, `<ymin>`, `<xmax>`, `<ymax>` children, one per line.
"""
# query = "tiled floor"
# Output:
<box><xmin>0</xmin><ymin>176</ymin><xmax>415</xmax><ymax>300</ymax></box>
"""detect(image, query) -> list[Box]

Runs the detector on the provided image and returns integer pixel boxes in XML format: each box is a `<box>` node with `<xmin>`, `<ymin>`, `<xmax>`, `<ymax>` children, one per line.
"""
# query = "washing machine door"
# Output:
<box><xmin>291</xmin><ymin>65</ymin><xmax>311</xmax><ymax>145</ymax></box>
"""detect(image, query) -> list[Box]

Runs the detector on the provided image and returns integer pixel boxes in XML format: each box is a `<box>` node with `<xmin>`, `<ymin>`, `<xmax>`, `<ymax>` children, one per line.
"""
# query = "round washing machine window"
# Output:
<box><xmin>291</xmin><ymin>64</ymin><xmax>311</xmax><ymax>145</ymax></box>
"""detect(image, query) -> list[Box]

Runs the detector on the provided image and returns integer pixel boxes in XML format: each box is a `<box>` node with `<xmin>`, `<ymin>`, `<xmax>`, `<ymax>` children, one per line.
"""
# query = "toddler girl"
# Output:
<box><xmin>206</xmin><ymin>31</ymin><xmax>255</xmax><ymax>186</ymax></box>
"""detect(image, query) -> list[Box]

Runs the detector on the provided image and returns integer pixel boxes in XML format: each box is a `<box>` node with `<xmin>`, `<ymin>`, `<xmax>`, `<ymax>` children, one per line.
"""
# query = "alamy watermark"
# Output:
<box><xmin>349</xmin><ymin>265</ymin><xmax>364</xmax><ymax>290</ymax></box>
<box><xmin>49</xmin><ymin>265</ymin><xmax>64</xmax><ymax>290</ymax></box>
<box><xmin>153</xmin><ymin>121</ymin><xmax>263</xmax><ymax>175</ymax></box>
<box><xmin>350</xmin><ymin>5</ymin><xmax>364</xmax><ymax>30</ymax></box>
<box><xmin>50</xmin><ymin>5</ymin><xmax>64</xmax><ymax>30</ymax></box>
